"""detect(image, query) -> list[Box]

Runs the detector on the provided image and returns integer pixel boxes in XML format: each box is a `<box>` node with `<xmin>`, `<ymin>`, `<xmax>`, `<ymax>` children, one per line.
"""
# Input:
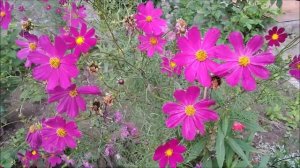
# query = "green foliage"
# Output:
<box><xmin>0</xmin><ymin>128</ymin><xmax>27</xmax><ymax>168</ymax></box>
<box><xmin>0</xmin><ymin>27</ymin><xmax>25</xmax><ymax>126</ymax></box>
<box><xmin>175</xmin><ymin>0</ymin><xmax>280</xmax><ymax>40</ymax></box>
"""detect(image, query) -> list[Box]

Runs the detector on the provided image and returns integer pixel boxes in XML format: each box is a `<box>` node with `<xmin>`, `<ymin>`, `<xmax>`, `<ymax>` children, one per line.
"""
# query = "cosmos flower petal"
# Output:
<box><xmin>162</xmin><ymin>102</ymin><xmax>182</xmax><ymax>114</ymax></box>
<box><xmin>195</xmin><ymin>99</ymin><xmax>215</xmax><ymax>108</ymax></box>
<box><xmin>39</xmin><ymin>35</ymin><xmax>55</xmax><ymax>55</ymax></box>
<box><xmin>153</xmin><ymin>145</ymin><xmax>167</xmax><ymax>161</ymax></box>
<box><xmin>166</xmin><ymin>113</ymin><xmax>186</xmax><ymax>128</ymax></box>
<box><xmin>54</xmin><ymin>36</ymin><xmax>67</xmax><ymax>56</ymax></box>
<box><xmin>225</xmin><ymin>67</ymin><xmax>242</xmax><ymax>87</ymax></box>
<box><xmin>77</xmin><ymin>86</ymin><xmax>101</xmax><ymax>95</ymax></box>
<box><xmin>251</xmin><ymin>52</ymin><xmax>275</xmax><ymax>65</ymax></box>
<box><xmin>47</xmin><ymin>71</ymin><xmax>60</xmax><ymax>90</ymax></box>
<box><xmin>15</xmin><ymin>40</ymin><xmax>28</xmax><ymax>47</ymax></box>
<box><xmin>57</xmin><ymin>97</ymin><xmax>70</xmax><ymax>113</ymax></box>
<box><xmin>75</xmin><ymin>96</ymin><xmax>86</xmax><ymax>111</ymax></box>
<box><xmin>85</xmin><ymin>28</ymin><xmax>95</xmax><ymax>38</ymax></box>
<box><xmin>184</xmin><ymin>62</ymin><xmax>198</xmax><ymax>82</ymax></box>
<box><xmin>32</xmin><ymin>64</ymin><xmax>52</xmax><ymax>80</ymax></box>
<box><xmin>182</xmin><ymin>117</ymin><xmax>196</xmax><ymax>140</ymax></box>
<box><xmin>193</xmin><ymin>118</ymin><xmax>205</xmax><ymax>135</ymax></box>
<box><xmin>198</xmin><ymin>109</ymin><xmax>219</xmax><ymax>121</ymax></box>
<box><xmin>159</xmin><ymin>156</ymin><xmax>168</xmax><ymax>168</ymax></box>
<box><xmin>185</xmin><ymin>86</ymin><xmax>200</xmax><ymax>103</ymax></box>
<box><xmin>202</xmin><ymin>27</ymin><xmax>221</xmax><ymax>49</ymax></box>
<box><xmin>241</xmin><ymin>68</ymin><xmax>256</xmax><ymax>91</ymax></box>
<box><xmin>80</xmin><ymin>23</ymin><xmax>87</xmax><ymax>35</ymax></box>
<box><xmin>197</xmin><ymin>63</ymin><xmax>211</xmax><ymax>87</ymax></box>
<box><xmin>229</xmin><ymin>31</ymin><xmax>245</xmax><ymax>54</ymax></box>
<box><xmin>187</xmin><ymin>26</ymin><xmax>201</xmax><ymax>49</ymax></box>
<box><xmin>213</xmin><ymin>45</ymin><xmax>235</xmax><ymax>60</ymax></box>
<box><xmin>17</xmin><ymin>48</ymin><xmax>30</xmax><ymax>59</ymax></box>
<box><xmin>249</xmin><ymin>64</ymin><xmax>270</xmax><ymax>79</ymax></box>
<box><xmin>246</xmin><ymin>35</ymin><xmax>263</xmax><ymax>54</ymax></box>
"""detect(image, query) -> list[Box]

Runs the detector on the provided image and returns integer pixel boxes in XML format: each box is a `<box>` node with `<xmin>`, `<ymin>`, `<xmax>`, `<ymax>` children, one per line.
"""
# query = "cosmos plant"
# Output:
<box><xmin>0</xmin><ymin>0</ymin><xmax>296</xmax><ymax>167</ymax></box>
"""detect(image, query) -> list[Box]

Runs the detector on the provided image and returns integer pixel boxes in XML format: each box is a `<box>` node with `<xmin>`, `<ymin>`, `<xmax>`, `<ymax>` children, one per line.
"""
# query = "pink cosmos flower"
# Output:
<box><xmin>214</xmin><ymin>31</ymin><xmax>275</xmax><ymax>91</ymax></box>
<box><xmin>63</xmin><ymin>23</ymin><xmax>97</xmax><ymax>57</ymax></box>
<box><xmin>265</xmin><ymin>26</ymin><xmax>288</xmax><ymax>47</ymax></box>
<box><xmin>0</xmin><ymin>0</ymin><xmax>13</xmax><ymax>30</ymax></box>
<box><xmin>17</xmin><ymin>152</ymin><xmax>30</xmax><ymax>167</ymax></box>
<box><xmin>289</xmin><ymin>55</ymin><xmax>300</xmax><ymax>80</ymax></box>
<box><xmin>44</xmin><ymin>4</ymin><xmax>52</xmax><ymax>11</ymax></box>
<box><xmin>16</xmin><ymin>34</ymin><xmax>43</xmax><ymax>67</ymax></box>
<box><xmin>25</xmin><ymin>149</ymin><xmax>40</xmax><ymax>161</ymax></box>
<box><xmin>138</xmin><ymin>33</ymin><xmax>166</xmax><ymax>57</ymax></box>
<box><xmin>56</xmin><ymin>7</ymin><xmax>62</xmax><ymax>14</ymax></box>
<box><xmin>173</xmin><ymin>26</ymin><xmax>221</xmax><ymax>87</ymax></box>
<box><xmin>26</xmin><ymin>122</ymin><xmax>43</xmax><ymax>149</ymax></box>
<box><xmin>47</xmin><ymin>152</ymin><xmax>62</xmax><ymax>167</ymax></box>
<box><xmin>63</xmin><ymin>2</ymin><xmax>86</xmax><ymax>27</ymax></box>
<box><xmin>48</xmin><ymin>84</ymin><xmax>101</xmax><ymax>118</ymax></box>
<box><xmin>41</xmin><ymin>116</ymin><xmax>82</xmax><ymax>152</ymax></box>
<box><xmin>153</xmin><ymin>138</ymin><xmax>186</xmax><ymax>168</ymax></box>
<box><xmin>28</xmin><ymin>35</ymin><xmax>79</xmax><ymax>90</ymax></box>
<box><xmin>18</xmin><ymin>5</ymin><xmax>25</xmax><ymax>12</ymax></box>
<box><xmin>135</xmin><ymin>1</ymin><xmax>167</xmax><ymax>35</ymax></box>
<box><xmin>232</xmin><ymin>121</ymin><xmax>245</xmax><ymax>132</ymax></box>
<box><xmin>162</xmin><ymin>86</ymin><xmax>219</xmax><ymax>140</ymax></box>
<box><xmin>161</xmin><ymin>56</ymin><xmax>182</xmax><ymax>77</ymax></box>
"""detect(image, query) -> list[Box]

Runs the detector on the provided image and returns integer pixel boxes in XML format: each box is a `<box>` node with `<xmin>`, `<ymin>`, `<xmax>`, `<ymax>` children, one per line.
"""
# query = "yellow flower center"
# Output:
<box><xmin>29</xmin><ymin>43</ymin><xmax>37</xmax><ymax>51</ymax></box>
<box><xmin>145</xmin><ymin>16</ymin><xmax>152</xmax><ymax>22</ymax></box>
<box><xmin>165</xmin><ymin>148</ymin><xmax>173</xmax><ymax>157</ymax></box>
<box><xmin>31</xmin><ymin>150</ymin><xmax>37</xmax><ymax>155</ymax></box>
<box><xmin>49</xmin><ymin>57</ymin><xmax>61</xmax><ymax>69</ymax></box>
<box><xmin>169</xmin><ymin>61</ymin><xmax>177</xmax><ymax>69</ymax></box>
<box><xmin>297</xmin><ymin>63</ymin><xmax>300</xmax><ymax>70</ymax></box>
<box><xmin>0</xmin><ymin>11</ymin><xmax>5</xmax><ymax>17</ymax></box>
<box><xmin>272</xmin><ymin>33</ymin><xmax>279</xmax><ymax>40</ymax></box>
<box><xmin>69</xmin><ymin>89</ymin><xmax>78</xmax><ymax>97</ymax></box>
<box><xmin>195</xmin><ymin>50</ymin><xmax>207</xmax><ymax>62</ymax></box>
<box><xmin>238</xmin><ymin>56</ymin><xmax>250</xmax><ymax>67</ymax></box>
<box><xmin>185</xmin><ymin>105</ymin><xmax>196</xmax><ymax>116</ymax></box>
<box><xmin>149</xmin><ymin>37</ymin><xmax>158</xmax><ymax>45</ymax></box>
<box><xmin>76</xmin><ymin>36</ymin><xmax>85</xmax><ymax>45</ymax></box>
<box><xmin>56</xmin><ymin>128</ymin><xmax>67</xmax><ymax>137</ymax></box>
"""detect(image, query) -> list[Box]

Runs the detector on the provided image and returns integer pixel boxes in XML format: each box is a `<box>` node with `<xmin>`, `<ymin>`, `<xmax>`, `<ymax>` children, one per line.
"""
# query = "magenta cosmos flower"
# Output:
<box><xmin>48</xmin><ymin>84</ymin><xmax>101</xmax><ymax>118</ymax></box>
<box><xmin>138</xmin><ymin>33</ymin><xmax>166</xmax><ymax>57</ymax></box>
<box><xmin>25</xmin><ymin>149</ymin><xmax>40</xmax><ymax>161</ymax></box>
<box><xmin>232</xmin><ymin>121</ymin><xmax>245</xmax><ymax>132</ymax></box>
<box><xmin>0</xmin><ymin>0</ymin><xmax>13</xmax><ymax>30</ymax></box>
<box><xmin>26</xmin><ymin>122</ymin><xmax>43</xmax><ymax>149</ymax></box>
<box><xmin>16</xmin><ymin>34</ymin><xmax>43</xmax><ymax>67</ymax></box>
<box><xmin>28</xmin><ymin>35</ymin><xmax>79</xmax><ymax>90</ymax></box>
<box><xmin>153</xmin><ymin>138</ymin><xmax>186</xmax><ymax>168</ymax></box>
<box><xmin>135</xmin><ymin>1</ymin><xmax>167</xmax><ymax>35</ymax></box>
<box><xmin>289</xmin><ymin>55</ymin><xmax>300</xmax><ymax>80</ymax></box>
<box><xmin>47</xmin><ymin>152</ymin><xmax>63</xmax><ymax>167</ymax></box>
<box><xmin>41</xmin><ymin>116</ymin><xmax>82</xmax><ymax>152</ymax></box>
<box><xmin>162</xmin><ymin>86</ymin><xmax>219</xmax><ymax>140</ymax></box>
<box><xmin>214</xmin><ymin>31</ymin><xmax>275</xmax><ymax>91</ymax></box>
<box><xmin>161</xmin><ymin>56</ymin><xmax>182</xmax><ymax>77</ymax></box>
<box><xmin>63</xmin><ymin>2</ymin><xmax>86</xmax><ymax>27</ymax></box>
<box><xmin>173</xmin><ymin>26</ymin><xmax>221</xmax><ymax>87</ymax></box>
<box><xmin>265</xmin><ymin>26</ymin><xmax>288</xmax><ymax>47</ymax></box>
<box><xmin>64</xmin><ymin>23</ymin><xmax>97</xmax><ymax>57</ymax></box>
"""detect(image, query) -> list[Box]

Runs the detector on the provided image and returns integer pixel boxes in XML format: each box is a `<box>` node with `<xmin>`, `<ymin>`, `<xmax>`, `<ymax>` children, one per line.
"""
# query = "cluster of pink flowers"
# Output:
<box><xmin>135</xmin><ymin>1</ymin><xmax>167</xmax><ymax>57</ymax></box>
<box><xmin>11</xmin><ymin>1</ymin><xmax>101</xmax><ymax>167</ymax></box>
<box><xmin>132</xmin><ymin>1</ymin><xmax>299</xmax><ymax>168</ymax></box>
